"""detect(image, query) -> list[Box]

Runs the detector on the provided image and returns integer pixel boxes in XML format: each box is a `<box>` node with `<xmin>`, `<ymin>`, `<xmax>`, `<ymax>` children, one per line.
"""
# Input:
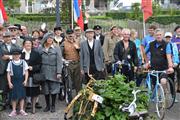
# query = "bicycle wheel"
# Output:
<box><xmin>155</xmin><ymin>84</ymin><xmax>166</xmax><ymax>120</ymax></box>
<box><xmin>65</xmin><ymin>74</ymin><xmax>73</xmax><ymax>104</ymax></box>
<box><xmin>165</xmin><ymin>77</ymin><xmax>176</xmax><ymax>109</ymax></box>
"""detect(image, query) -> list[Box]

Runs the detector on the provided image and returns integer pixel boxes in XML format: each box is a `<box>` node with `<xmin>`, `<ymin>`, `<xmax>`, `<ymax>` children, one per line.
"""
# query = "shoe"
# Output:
<box><xmin>43</xmin><ymin>106</ymin><xmax>50</xmax><ymax>112</ymax></box>
<box><xmin>51</xmin><ymin>106</ymin><xmax>55</xmax><ymax>113</ymax></box>
<box><xmin>175</xmin><ymin>99</ymin><xmax>179</xmax><ymax>103</ymax></box>
<box><xmin>19</xmin><ymin>110</ymin><xmax>28</xmax><ymax>116</ymax></box>
<box><xmin>35</xmin><ymin>102</ymin><xmax>42</xmax><ymax>109</ymax></box>
<box><xmin>8</xmin><ymin>111</ymin><xmax>17</xmax><ymax>117</ymax></box>
<box><xmin>26</xmin><ymin>102</ymin><xmax>31</xmax><ymax>109</ymax></box>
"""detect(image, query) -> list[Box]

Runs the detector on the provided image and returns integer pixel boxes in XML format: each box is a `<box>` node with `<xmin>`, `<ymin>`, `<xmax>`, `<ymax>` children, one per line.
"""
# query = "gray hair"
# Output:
<box><xmin>155</xmin><ymin>28</ymin><xmax>164</xmax><ymax>34</ymax></box>
<box><xmin>122</xmin><ymin>28</ymin><xmax>131</xmax><ymax>34</ymax></box>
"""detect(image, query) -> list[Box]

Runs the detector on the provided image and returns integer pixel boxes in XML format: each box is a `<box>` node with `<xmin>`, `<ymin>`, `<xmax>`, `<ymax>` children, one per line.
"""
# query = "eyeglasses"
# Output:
<box><xmin>10</xmin><ymin>29</ymin><xmax>17</xmax><ymax>32</ymax></box>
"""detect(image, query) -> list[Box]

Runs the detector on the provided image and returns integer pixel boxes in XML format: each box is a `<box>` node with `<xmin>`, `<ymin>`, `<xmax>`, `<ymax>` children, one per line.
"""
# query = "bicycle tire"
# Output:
<box><xmin>165</xmin><ymin>77</ymin><xmax>176</xmax><ymax>109</ymax></box>
<box><xmin>65</xmin><ymin>74</ymin><xmax>73</xmax><ymax>104</ymax></box>
<box><xmin>155</xmin><ymin>84</ymin><xmax>166</xmax><ymax>120</ymax></box>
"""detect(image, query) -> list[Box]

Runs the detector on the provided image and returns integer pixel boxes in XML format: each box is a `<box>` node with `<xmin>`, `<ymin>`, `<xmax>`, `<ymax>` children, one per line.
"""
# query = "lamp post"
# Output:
<box><xmin>56</xmin><ymin>0</ymin><xmax>60</xmax><ymax>27</ymax></box>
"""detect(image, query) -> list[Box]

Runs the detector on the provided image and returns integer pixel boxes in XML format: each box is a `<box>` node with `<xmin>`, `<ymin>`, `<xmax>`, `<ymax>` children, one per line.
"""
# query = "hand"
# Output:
<box><xmin>81</xmin><ymin>70</ymin><xmax>84</xmax><ymax>75</ymax></box>
<box><xmin>166</xmin><ymin>67</ymin><xmax>174</xmax><ymax>74</ymax></box>
<box><xmin>73</xmin><ymin>43</ymin><xmax>80</xmax><ymax>49</ymax></box>
<box><xmin>23</xmin><ymin>81</ymin><xmax>27</xmax><ymax>86</ymax></box>
<box><xmin>28</xmin><ymin>66</ymin><xmax>33</xmax><ymax>71</ymax></box>
<box><xmin>57</xmin><ymin>74</ymin><xmax>62</xmax><ymax>79</ymax></box>
<box><xmin>2</xmin><ymin>55</ymin><xmax>10</xmax><ymax>60</ymax></box>
<box><xmin>134</xmin><ymin>66</ymin><xmax>137</xmax><ymax>72</ymax></box>
<box><xmin>8</xmin><ymin>82</ymin><xmax>13</xmax><ymax>89</ymax></box>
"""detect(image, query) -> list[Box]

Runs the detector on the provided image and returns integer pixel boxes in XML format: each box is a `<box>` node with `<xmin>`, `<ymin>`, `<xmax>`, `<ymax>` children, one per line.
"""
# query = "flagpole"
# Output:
<box><xmin>71</xmin><ymin>0</ymin><xmax>74</xmax><ymax>29</ymax></box>
<box><xmin>143</xmin><ymin>11</ymin><xmax>146</xmax><ymax>37</ymax></box>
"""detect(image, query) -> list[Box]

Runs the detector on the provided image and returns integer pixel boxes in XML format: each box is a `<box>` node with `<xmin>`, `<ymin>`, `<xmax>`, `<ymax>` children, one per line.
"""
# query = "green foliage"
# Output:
<box><xmin>147</xmin><ymin>15</ymin><xmax>180</xmax><ymax>25</ymax></box>
<box><xmin>73</xmin><ymin>74</ymin><xmax>148</xmax><ymax>120</ymax></box>
<box><xmin>4</xmin><ymin>0</ymin><xmax>21</xmax><ymax>9</ymax></box>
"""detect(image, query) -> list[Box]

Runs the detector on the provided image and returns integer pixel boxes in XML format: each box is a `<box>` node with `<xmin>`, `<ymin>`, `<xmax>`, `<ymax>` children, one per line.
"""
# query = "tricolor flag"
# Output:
<box><xmin>0</xmin><ymin>0</ymin><xmax>8</xmax><ymax>24</ymax></box>
<box><xmin>141</xmin><ymin>0</ymin><xmax>152</xmax><ymax>22</ymax></box>
<box><xmin>74</xmin><ymin>0</ymin><xmax>84</xmax><ymax>30</ymax></box>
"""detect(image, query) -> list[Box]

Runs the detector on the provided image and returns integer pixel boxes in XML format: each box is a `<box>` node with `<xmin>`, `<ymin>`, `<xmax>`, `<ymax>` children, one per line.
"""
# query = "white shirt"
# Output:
<box><xmin>88</xmin><ymin>39</ymin><xmax>94</xmax><ymax>49</ymax></box>
<box><xmin>22</xmin><ymin>49</ymin><xmax>31</xmax><ymax>60</ymax></box>
<box><xmin>96</xmin><ymin>35</ymin><xmax>100</xmax><ymax>41</ymax></box>
<box><xmin>5</xmin><ymin>43</ymin><xmax>11</xmax><ymax>52</ymax></box>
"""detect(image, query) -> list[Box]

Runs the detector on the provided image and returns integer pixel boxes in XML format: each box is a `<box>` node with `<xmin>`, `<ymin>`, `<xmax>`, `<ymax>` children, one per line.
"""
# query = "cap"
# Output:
<box><xmin>54</xmin><ymin>26</ymin><xmax>62</xmax><ymax>31</ymax></box>
<box><xmin>74</xmin><ymin>26</ymin><xmax>81</xmax><ymax>31</ymax></box>
<box><xmin>66</xmin><ymin>29</ymin><xmax>74</xmax><ymax>34</ymax></box>
<box><xmin>174</xmin><ymin>26</ymin><xmax>180</xmax><ymax>32</ymax></box>
<box><xmin>3</xmin><ymin>31</ymin><xmax>12</xmax><ymax>37</ymax></box>
<box><xmin>93</xmin><ymin>25</ymin><xmax>102</xmax><ymax>30</ymax></box>
<box><xmin>85</xmin><ymin>29</ymin><xmax>94</xmax><ymax>33</ymax></box>
<box><xmin>164</xmin><ymin>32</ymin><xmax>172</xmax><ymax>38</ymax></box>
<box><xmin>110</xmin><ymin>25</ymin><xmax>117</xmax><ymax>31</ymax></box>
<box><xmin>11</xmin><ymin>48</ymin><xmax>22</xmax><ymax>55</ymax></box>
<box><xmin>14</xmin><ymin>24</ymin><xmax>21</xmax><ymax>30</ymax></box>
<box><xmin>8</xmin><ymin>25</ymin><xmax>19</xmax><ymax>30</ymax></box>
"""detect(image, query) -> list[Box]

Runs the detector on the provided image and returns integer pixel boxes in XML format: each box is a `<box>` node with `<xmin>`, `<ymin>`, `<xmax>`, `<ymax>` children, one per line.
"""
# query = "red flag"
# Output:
<box><xmin>141</xmin><ymin>0</ymin><xmax>152</xmax><ymax>22</ymax></box>
<box><xmin>77</xmin><ymin>0</ymin><xmax>84</xmax><ymax>30</ymax></box>
<box><xmin>0</xmin><ymin>0</ymin><xmax>8</xmax><ymax>24</ymax></box>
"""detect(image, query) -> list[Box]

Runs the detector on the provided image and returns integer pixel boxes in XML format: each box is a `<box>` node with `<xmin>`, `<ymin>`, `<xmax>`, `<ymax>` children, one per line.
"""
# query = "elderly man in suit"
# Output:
<box><xmin>80</xmin><ymin>29</ymin><xmax>105</xmax><ymax>83</ymax></box>
<box><xmin>0</xmin><ymin>31</ymin><xmax>20</xmax><ymax>109</ymax></box>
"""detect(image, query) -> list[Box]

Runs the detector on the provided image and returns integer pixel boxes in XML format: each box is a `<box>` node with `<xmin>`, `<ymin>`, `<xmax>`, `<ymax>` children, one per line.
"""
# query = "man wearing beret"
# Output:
<box><xmin>80</xmin><ymin>29</ymin><xmax>105</xmax><ymax>83</ymax></box>
<box><xmin>93</xmin><ymin>25</ymin><xmax>105</xmax><ymax>46</ymax></box>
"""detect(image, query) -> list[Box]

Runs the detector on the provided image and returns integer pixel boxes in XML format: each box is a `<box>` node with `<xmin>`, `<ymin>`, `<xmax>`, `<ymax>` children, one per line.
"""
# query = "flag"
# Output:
<box><xmin>0</xmin><ymin>0</ymin><xmax>8</xmax><ymax>24</ymax></box>
<box><xmin>141</xmin><ymin>0</ymin><xmax>152</xmax><ymax>22</ymax></box>
<box><xmin>74</xmin><ymin>0</ymin><xmax>84</xmax><ymax>30</ymax></box>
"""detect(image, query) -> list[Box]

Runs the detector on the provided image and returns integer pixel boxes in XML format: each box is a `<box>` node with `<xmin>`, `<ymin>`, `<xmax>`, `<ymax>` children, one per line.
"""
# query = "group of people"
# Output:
<box><xmin>0</xmin><ymin>23</ymin><xmax>179</xmax><ymax>117</ymax></box>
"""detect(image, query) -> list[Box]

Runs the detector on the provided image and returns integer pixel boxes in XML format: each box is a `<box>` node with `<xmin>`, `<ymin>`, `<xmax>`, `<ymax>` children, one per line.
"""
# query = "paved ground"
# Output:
<box><xmin>0</xmin><ymin>93</ymin><xmax>180</xmax><ymax>120</ymax></box>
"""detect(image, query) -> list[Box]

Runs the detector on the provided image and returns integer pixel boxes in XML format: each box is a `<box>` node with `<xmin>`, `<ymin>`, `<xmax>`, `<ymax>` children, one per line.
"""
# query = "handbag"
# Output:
<box><xmin>33</xmin><ymin>73</ymin><xmax>46</xmax><ymax>84</ymax></box>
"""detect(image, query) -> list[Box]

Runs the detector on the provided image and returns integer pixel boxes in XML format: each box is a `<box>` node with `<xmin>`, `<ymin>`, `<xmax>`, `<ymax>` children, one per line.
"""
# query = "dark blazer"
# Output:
<box><xmin>21</xmin><ymin>49</ymin><xmax>42</xmax><ymax>77</ymax></box>
<box><xmin>80</xmin><ymin>39</ymin><xmax>105</xmax><ymax>73</ymax></box>
<box><xmin>94</xmin><ymin>34</ymin><xmax>105</xmax><ymax>46</ymax></box>
<box><xmin>0</xmin><ymin>43</ymin><xmax>20</xmax><ymax>75</ymax></box>
<box><xmin>114</xmin><ymin>40</ymin><xmax>138</xmax><ymax>67</ymax></box>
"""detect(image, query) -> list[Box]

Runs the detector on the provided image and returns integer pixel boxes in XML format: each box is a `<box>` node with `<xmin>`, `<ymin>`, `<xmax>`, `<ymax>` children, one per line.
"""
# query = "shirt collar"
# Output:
<box><xmin>22</xmin><ymin>48</ymin><xmax>31</xmax><ymax>53</ymax></box>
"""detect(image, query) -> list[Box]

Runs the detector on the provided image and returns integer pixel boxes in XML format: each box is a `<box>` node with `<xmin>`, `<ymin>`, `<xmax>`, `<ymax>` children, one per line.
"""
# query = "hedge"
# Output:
<box><xmin>105</xmin><ymin>12</ymin><xmax>180</xmax><ymax>24</ymax></box>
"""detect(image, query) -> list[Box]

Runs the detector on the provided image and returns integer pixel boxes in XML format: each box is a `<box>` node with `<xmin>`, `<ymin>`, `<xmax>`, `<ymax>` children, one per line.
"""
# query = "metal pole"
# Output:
<box><xmin>56</xmin><ymin>0</ymin><xmax>60</xmax><ymax>27</ymax></box>
<box><xmin>143</xmin><ymin>11</ymin><xmax>146</xmax><ymax>37</ymax></box>
<box><xmin>71</xmin><ymin>0</ymin><xmax>74</xmax><ymax>29</ymax></box>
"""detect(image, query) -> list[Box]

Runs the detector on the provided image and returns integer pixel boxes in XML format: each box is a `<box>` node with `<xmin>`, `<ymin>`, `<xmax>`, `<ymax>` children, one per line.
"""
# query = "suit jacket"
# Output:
<box><xmin>0</xmin><ymin>43</ymin><xmax>20</xmax><ymax>75</ymax></box>
<box><xmin>21</xmin><ymin>49</ymin><xmax>42</xmax><ymax>77</ymax></box>
<box><xmin>94</xmin><ymin>34</ymin><xmax>105</xmax><ymax>46</ymax></box>
<box><xmin>39</xmin><ymin>46</ymin><xmax>63</xmax><ymax>82</ymax></box>
<box><xmin>80</xmin><ymin>39</ymin><xmax>105</xmax><ymax>73</ymax></box>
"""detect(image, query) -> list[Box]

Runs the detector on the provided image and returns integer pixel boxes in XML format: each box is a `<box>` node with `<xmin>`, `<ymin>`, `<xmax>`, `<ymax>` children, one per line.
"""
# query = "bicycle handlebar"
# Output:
<box><xmin>143</xmin><ymin>70</ymin><xmax>166</xmax><ymax>74</ymax></box>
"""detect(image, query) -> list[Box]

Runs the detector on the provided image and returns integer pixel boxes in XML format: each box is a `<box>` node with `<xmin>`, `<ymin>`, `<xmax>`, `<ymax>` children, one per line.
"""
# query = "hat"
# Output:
<box><xmin>14</xmin><ymin>24</ymin><xmax>22</xmax><ymax>31</ymax></box>
<box><xmin>66</xmin><ymin>29</ymin><xmax>74</xmax><ymax>34</ymax></box>
<box><xmin>93</xmin><ymin>25</ymin><xmax>102</xmax><ymax>30</ymax></box>
<box><xmin>174</xmin><ymin>26</ymin><xmax>180</xmax><ymax>32</ymax></box>
<box><xmin>3</xmin><ymin>31</ymin><xmax>12</xmax><ymax>37</ymax></box>
<box><xmin>85</xmin><ymin>29</ymin><xmax>94</xmax><ymax>33</ymax></box>
<box><xmin>164</xmin><ymin>32</ymin><xmax>172</xmax><ymax>38</ymax></box>
<box><xmin>74</xmin><ymin>26</ymin><xmax>81</xmax><ymax>31</ymax></box>
<box><xmin>54</xmin><ymin>26</ymin><xmax>62</xmax><ymax>31</ymax></box>
<box><xmin>11</xmin><ymin>48</ymin><xmax>22</xmax><ymax>55</ymax></box>
<box><xmin>8</xmin><ymin>25</ymin><xmax>18</xmax><ymax>30</ymax></box>
<box><xmin>42</xmin><ymin>32</ymin><xmax>54</xmax><ymax>44</ymax></box>
<box><xmin>110</xmin><ymin>25</ymin><xmax>117</xmax><ymax>31</ymax></box>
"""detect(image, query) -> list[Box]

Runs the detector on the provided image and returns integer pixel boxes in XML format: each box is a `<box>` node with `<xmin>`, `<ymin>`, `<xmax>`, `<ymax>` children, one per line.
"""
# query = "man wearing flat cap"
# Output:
<box><xmin>61</xmin><ymin>29</ymin><xmax>81</xmax><ymax>94</ymax></box>
<box><xmin>93</xmin><ymin>25</ymin><xmax>104</xmax><ymax>46</ymax></box>
<box><xmin>0</xmin><ymin>31</ymin><xmax>20</xmax><ymax>107</ymax></box>
<box><xmin>80</xmin><ymin>29</ymin><xmax>105</xmax><ymax>83</ymax></box>
<box><xmin>74</xmin><ymin>26</ymin><xmax>86</xmax><ymax>43</ymax></box>
<box><xmin>8</xmin><ymin>25</ymin><xmax>23</xmax><ymax>47</ymax></box>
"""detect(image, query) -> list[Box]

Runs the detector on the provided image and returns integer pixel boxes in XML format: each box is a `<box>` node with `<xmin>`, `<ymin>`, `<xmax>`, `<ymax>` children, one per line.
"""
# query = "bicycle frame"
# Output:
<box><xmin>145</xmin><ymin>70</ymin><xmax>166</xmax><ymax>101</ymax></box>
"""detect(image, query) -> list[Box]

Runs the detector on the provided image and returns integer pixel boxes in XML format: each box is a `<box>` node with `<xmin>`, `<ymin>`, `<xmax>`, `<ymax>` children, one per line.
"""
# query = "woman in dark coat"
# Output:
<box><xmin>40</xmin><ymin>32</ymin><xmax>63</xmax><ymax>113</ymax></box>
<box><xmin>21</xmin><ymin>38</ymin><xmax>42</xmax><ymax>114</ymax></box>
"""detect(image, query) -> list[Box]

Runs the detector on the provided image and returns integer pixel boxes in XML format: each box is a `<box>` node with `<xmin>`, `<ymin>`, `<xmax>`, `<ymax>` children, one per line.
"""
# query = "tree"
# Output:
<box><xmin>4</xmin><ymin>0</ymin><xmax>21</xmax><ymax>9</ymax></box>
